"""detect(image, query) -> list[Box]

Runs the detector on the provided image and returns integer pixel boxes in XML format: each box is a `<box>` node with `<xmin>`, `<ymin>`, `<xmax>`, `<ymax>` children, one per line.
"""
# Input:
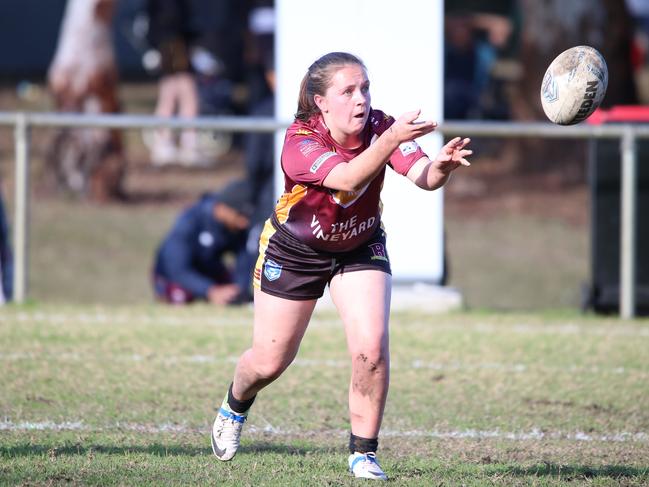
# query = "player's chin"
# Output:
<box><xmin>350</xmin><ymin>117</ymin><xmax>367</xmax><ymax>132</ymax></box>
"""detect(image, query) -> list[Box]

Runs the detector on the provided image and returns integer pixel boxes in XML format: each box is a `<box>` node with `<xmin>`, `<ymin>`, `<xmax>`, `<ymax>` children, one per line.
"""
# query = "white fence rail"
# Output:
<box><xmin>0</xmin><ymin>112</ymin><xmax>646</xmax><ymax>318</ymax></box>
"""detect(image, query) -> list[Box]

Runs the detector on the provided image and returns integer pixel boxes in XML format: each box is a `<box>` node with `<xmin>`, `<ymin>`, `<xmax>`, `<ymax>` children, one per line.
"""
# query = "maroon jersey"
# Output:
<box><xmin>274</xmin><ymin>108</ymin><xmax>427</xmax><ymax>252</ymax></box>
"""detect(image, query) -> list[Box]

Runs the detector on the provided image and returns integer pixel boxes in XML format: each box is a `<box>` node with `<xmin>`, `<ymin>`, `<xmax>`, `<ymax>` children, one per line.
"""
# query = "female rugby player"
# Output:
<box><xmin>211</xmin><ymin>51</ymin><xmax>472</xmax><ymax>480</ymax></box>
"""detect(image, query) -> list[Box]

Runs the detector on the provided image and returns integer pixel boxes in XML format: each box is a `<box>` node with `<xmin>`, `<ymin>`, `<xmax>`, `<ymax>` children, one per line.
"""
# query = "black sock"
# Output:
<box><xmin>227</xmin><ymin>382</ymin><xmax>256</xmax><ymax>414</ymax></box>
<box><xmin>349</xmin><ymin>433</ymin><xmax>379</xmax><ymax>454</ymax></box>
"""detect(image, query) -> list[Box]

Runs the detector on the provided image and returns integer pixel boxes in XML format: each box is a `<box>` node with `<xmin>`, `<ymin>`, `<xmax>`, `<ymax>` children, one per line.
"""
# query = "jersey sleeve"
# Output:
<box><xmin>281</xmin><ymin>128</ymin><xmax>347</xmax><ymax>186</ymax></box>
<box><xmin>370</xmin><ymin>109</ymin><xmax>428</xmax><ymax>176</ymax></box>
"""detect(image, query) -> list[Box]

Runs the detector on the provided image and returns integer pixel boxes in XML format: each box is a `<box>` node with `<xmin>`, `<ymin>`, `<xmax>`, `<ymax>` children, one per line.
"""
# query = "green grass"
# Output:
<box><xmin>28</xmin><ymin>200</ymin><xmax>177</xmax><ymax>305</ymax></box>
<box><xmin>445</xmin><ymin>215</ymin><xmax>588</xmax><ymax>311</ymax></box>
<box><xmin>1</xmin><ymin>306</ymin><xmax>648</xmax><ymax>485</ymax></box>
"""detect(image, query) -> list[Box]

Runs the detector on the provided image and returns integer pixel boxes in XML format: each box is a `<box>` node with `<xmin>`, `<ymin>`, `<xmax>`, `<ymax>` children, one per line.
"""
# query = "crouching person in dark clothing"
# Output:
<box><xmin>153</xmin><ymin>179</ymin><xmax>256</xmax><ymax>305</ymax></box>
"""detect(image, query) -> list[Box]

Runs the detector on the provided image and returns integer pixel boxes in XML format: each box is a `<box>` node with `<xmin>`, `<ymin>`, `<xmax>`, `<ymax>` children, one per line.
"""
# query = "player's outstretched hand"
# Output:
<box><xmin>390</xmin><ymin>109</ymin><xmax>437</xmax><ymax>143</ymax></box>
<box><xmin>434</xmin><ymin>136</ymin><xmax>472</xmax><ymax>173</ymax></box>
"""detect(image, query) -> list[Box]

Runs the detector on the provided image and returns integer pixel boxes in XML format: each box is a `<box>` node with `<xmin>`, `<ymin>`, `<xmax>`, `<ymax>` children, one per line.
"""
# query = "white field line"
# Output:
<box><xmin>0</xmin><ymin>352</ymin><xmax>646</xmax><ymax>376</ymax></box>
<box><xmin>0</xmin><ymin>420</ymin><xmax>647</xmax><ymax>444</ymax></box>
<box><xmin>0</xmin><ymin>311</ymin><xmax>251</xmax><ymax>328</ymax></box>
<box><xmin>1</xmin><ymin>311</ymin><xmax>649</xmax><ymax>337</ymax></box>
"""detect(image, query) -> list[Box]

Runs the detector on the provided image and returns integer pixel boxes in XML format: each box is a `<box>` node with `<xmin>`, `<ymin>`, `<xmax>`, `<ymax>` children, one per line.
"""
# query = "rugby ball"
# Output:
<box><xmin>540</xmin><ymin>45</ymin><xmax>608</xmax><ymax>125</ymax></box>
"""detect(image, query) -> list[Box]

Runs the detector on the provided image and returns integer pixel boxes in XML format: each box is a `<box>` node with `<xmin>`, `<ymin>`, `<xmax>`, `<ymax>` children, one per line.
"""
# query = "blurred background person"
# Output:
<box><xmin>142</xmin><ymin>0</ymin><xmax>200</xmax><ymax>166</ymax></box>
<box><xmin>153</xmin><ymin>179</ymin><xmax>256</xmax><ymax>305</ymax></box>
<box><xmin>626</xmin><ymin>0</ymin><xmax>649</xmax><ymax>103</ymax></box>
<box><xmin>47</xmin><ymin>0</ymin><xmax>126</xmax><ymax>201</ymax></box>
<box><xmin>444</xmin><ymin>0</ymin><xmax>517</xmax><ymax>120</ymax></box>
<box><xmin>0</xmin><ymin>187</ymin><xmax>13</xmax><ymax>305</ymax></box>
<box><xmin>141</xmin><ymin>0</ymin><xmax>247</xmax><ymax>166</ymax></box>
<box><xmin>244</xmin><ymin>1</ymin><xmax>276</xmax><ymax>234</ymax></box>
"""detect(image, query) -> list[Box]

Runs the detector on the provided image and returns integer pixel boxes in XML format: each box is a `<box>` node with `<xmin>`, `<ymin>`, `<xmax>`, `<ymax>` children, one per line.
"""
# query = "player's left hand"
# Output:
<box><xmin>434</xmin><ymin>137</ymin><xmax>472</xmax><ymax>172</ymax></box>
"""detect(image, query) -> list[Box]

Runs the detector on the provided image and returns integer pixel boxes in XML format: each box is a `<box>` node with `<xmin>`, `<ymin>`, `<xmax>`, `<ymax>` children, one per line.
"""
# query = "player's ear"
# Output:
<box><xmin>314</xmin><ymin>94</ymin><xmax>328</xmax><ymax>113</ymax></box>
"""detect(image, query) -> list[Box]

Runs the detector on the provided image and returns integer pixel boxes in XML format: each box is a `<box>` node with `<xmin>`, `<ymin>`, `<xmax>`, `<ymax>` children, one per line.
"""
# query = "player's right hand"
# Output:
<box><xmin>391</xmin><ymin>109</ymin><xmax>437</xmax><ymax>142</ymax></box>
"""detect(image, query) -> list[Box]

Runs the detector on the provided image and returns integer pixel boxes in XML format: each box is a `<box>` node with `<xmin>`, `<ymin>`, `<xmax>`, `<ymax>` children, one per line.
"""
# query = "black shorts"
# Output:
<box><xmin>253</xmin><ymin>219</ymin><xmax>391</xmax><ymax>300</ymax></box>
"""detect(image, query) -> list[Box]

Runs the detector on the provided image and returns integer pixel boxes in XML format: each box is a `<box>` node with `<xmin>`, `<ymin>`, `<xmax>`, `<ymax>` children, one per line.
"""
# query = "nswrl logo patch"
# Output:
<box><xmin>263</xmin><ymin>259</ymin><xmax>283</xmax><ymax>281</ymax></box>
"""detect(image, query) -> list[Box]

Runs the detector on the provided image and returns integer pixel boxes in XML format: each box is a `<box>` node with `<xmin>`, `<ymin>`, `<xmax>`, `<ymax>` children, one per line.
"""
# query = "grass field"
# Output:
<box><xmin>1</xmin><ymin>305</ymin><xmax>648</xmax><ymax>485</ymax></box>
<box><xmin>0</xmin><ymin>83</ymin><xmax>642</xmax><ymax>485</ymax></box>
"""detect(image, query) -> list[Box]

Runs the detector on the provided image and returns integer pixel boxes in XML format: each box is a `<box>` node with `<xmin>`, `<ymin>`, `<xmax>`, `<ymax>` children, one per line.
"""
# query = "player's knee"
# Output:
<box><xmin>350</xmin><ymin>336</ymin><xmax>388</xmax><ymax>365</ymax></box>
<box><xmin>352</xmin><ymin>348</ymin><xmax>388</xmax><ymax>375</ymax></box>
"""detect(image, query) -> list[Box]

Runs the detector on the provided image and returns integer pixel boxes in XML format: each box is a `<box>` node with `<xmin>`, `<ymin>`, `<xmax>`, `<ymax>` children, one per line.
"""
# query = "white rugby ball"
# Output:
<box><xmin>540</xmin><ymin>45</ymin><xmax>608</xmax><ymax>125</ymax></box>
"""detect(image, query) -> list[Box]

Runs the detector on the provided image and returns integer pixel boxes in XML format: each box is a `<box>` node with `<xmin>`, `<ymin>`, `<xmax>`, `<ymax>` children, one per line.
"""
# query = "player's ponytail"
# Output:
<box><xmin>295</xmin><ymin>72</ymin><xmax>313</xmax><ymax>122</ymax></box>
<box><xmin>295</xmin><ymin>52</ymin><xmax>366</xmax><ymax>122</ymax></box>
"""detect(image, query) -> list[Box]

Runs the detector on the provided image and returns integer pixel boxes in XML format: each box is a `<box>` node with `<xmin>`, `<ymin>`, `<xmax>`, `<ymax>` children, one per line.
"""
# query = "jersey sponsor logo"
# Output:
<box><xmin>310</xmin><ymin>151</ymin><xmax>336</xmax><ymax>173</ymax></box>
<box><xmin>296</xmin><ymin>128</ymin><xmax>313</xmax><ymax>135</ymax></box>
<box><xmin>368</xmin><ymin>242</ymin><xmax>388</xmax><ymax>262</ymax></box>
<box><xmin>399</xmin><ymin>141</ymin><xmax>419</xmax><ymax>156</ymax></box>
<box><xmin>331</xmin><ymin>183</ymin><xmax>369</xmax><ymax>208</ymax></box>
<box><xmin>263</xmin><ymin>259</ymin><xmax>282</xmax><ymax>281</ymax></box>
<box><xmin>312</xmin><ymin>214</ymin><xmax>376</xmax><ymax>242</ymax></box>
<box><xmin>298</xmin><ymin>139</ymin><xmax>320</xmax><ymax>157</ymax></box>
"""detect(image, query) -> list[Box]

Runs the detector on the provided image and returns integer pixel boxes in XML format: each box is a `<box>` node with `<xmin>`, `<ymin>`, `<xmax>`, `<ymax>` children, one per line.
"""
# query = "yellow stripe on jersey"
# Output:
<box><xmin>274</xmin><ymin>184</ymin><xmax>308</xmax><ymax>224</ymax></box>
<box><xmin>253</xmin><ymin>219</ymin><xmax>277</xmax><ymax>289</ymax></box>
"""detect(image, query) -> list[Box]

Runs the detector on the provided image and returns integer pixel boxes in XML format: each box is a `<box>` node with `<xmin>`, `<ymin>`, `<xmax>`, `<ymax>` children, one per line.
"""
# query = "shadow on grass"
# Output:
<box><xmin>391</xmin><ymin>463</ymin><xmax>648</xmax><ymax>482</ymax></box>
<box><xmin>500</xmin><ymin>463</ymin><xmax>648</xmax><ymax>480</ymax></box>
<box><xmin>243</xmin><ymin>442</ymin><xmax>339</xmax><ymax>456</ymax></box>
<box><xmin>0</xmin><ymin>441</ymin><xmax>336</xmax><ymax>458</ymax></box>
<box><xmin>0</xmin><ymin>443</ymin><xmax>206</xmax><ymax>458</ymax></box>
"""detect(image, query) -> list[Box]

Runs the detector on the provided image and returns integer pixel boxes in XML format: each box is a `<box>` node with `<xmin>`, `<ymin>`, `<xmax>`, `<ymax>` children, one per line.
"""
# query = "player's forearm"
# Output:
<box><xmin>423</xmin><ymin>161</ymin><xmax>452</xmax><ymax>190</ymax></box>
<box><xmin>409</xmin><ymin>157</ymin><xmax>451</xmax><ymax>191</ymax></box>
<box><xmin>324</xmin><ymin>129</ymin><xmax>399</xmax><ymax>192</ymax></box>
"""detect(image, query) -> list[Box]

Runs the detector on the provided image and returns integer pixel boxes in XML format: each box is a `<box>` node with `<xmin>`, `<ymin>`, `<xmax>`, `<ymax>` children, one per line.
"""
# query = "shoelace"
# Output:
<box><xmin>215</xmin><ymin>408</ymin><xmax>245</xmax><ymax>441</ymax></box>
<box><xmin>351</xmin><ymin>453</ymin><xmax>381</xmax><ymax>471</ymax></box>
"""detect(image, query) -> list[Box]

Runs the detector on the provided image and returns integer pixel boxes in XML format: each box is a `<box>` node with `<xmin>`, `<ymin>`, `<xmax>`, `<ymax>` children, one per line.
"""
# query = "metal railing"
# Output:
<box><xmin>0</xmin><ymin>112</ymin><xmax>646</xmax><ymax>318</ymax></box>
